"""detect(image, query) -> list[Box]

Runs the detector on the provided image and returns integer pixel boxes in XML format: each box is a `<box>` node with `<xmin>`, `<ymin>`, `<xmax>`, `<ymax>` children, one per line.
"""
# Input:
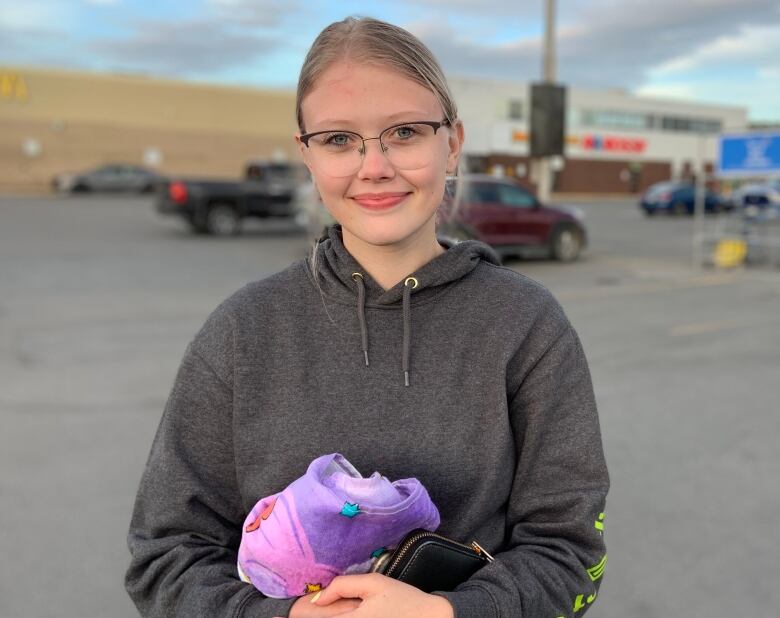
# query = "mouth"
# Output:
<box><xmin>350</xmin><ymin>192</ymin><xmax>411</xmax><ymax>211</ymax></box>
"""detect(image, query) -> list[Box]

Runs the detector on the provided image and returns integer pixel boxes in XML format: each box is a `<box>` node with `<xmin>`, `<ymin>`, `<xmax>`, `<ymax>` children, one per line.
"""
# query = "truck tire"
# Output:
<box><xmin>205</xmin><ymin>203</ymin><xmax>241</xmax><ymax>236</ymax></box>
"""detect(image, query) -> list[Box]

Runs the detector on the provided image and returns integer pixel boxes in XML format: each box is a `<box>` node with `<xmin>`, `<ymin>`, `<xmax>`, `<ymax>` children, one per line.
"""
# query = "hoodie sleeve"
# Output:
<box><xmin>438</xmin><ymin>308</ymin><xmax>609</xmax><ymax>618</ymax></box>
<box><xmin>125</xmin><ymin>306</ymin><xmax>296</xmax><ymax>618</ymax></box>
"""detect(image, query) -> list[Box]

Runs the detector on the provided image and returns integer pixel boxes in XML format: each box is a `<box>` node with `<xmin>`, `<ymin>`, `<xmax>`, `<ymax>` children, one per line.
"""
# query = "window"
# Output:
<box><xmin>579</xmin><ymin>109</ymin><xmax>652</xmax><ymax>130</ymax></box>
<box><xmin>468</xmin><ymin>182</ymin><xmax>500</xmax><ymax>203</ymax></box>
<box><xmin>661</xmin><ymin>116</ymin><xmax>722</xmax><ymax>134</ymax></box>
<box><xmin>508</xmin><ymin>99</ymin><xmax>524</xmax><ymax>120</ymax></box>
<box><xmin>497</xmin><ymin>184</ymin><xmax>536</xmax><ymax>208</ymax></box>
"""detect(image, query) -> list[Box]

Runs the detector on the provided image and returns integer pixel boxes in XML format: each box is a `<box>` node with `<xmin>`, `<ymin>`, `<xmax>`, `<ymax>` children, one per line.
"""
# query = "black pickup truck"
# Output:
<box><xmin>156</xmin><ymin>161</ymin><xmax>308</xmax><ymax>235</ymax></box>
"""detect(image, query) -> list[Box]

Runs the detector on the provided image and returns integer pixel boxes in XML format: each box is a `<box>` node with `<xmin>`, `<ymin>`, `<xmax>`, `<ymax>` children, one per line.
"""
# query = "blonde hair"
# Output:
<box><xmin>296</xmin><ymin>16</ymin><xmax>458</xmax><ymax>133</ymax></box>
<box><xmin>299</xmin><ymin>16</ymin><xmax>462</xmax><ymax>284</ymax></box>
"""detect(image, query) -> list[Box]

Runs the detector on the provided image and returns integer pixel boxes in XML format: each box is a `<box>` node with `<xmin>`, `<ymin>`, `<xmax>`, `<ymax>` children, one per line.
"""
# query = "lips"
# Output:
<box><xmin>351</xmin><ymin>192</ymin><xmax>410</xmax><ymax>210</ymax></box>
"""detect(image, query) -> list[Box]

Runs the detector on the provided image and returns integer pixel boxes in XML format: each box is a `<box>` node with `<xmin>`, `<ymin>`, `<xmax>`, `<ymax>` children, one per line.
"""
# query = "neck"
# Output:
<box><xmin>341</xmin><ymin>219</ymin><xmax>445</xmax><ymax>291</ymax></box>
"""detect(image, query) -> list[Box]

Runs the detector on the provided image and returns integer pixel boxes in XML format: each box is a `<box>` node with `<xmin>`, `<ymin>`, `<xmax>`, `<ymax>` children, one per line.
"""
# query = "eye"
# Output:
<box><xmin>321</xmin><ymin>132</ymin><xmax>357</xmax><ymax>147</ymax></box>
<box><xmin>393</xmin><ymin>125</ymin><xmax>419</xmax><ymax>139</ymax></box>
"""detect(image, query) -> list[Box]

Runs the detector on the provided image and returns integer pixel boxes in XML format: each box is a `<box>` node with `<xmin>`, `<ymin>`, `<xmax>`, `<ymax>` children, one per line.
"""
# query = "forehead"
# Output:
<box><xmin>301</xmin><ymin>61</ymin><xmax>442</xmax><ymax>130</ymax></box>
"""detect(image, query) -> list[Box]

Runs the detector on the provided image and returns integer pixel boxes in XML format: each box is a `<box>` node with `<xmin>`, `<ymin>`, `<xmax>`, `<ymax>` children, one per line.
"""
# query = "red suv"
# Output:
<box><xmin>438</xmin><ymin>175</ymin><xmax>587</xmax><ymax>262</ymax></box>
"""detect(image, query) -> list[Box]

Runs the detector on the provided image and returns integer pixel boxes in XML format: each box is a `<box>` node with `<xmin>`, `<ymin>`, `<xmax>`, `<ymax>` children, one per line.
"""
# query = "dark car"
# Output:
<box><xmin>156</xmin><ymin>161</ymin><xmax>308</xmax><ymax>235</ymax></box>
<box><xmin>52</xmin><ymin>164</ymin><xmax>163</xmax><ymax>194</ymax></box>
<box><xmin>438</xmin><ymin>175</ymin><xmax>587</xmax><ymax>262</ymax></box>
<box><xmin>640</xmin><ymin>181</ymin><xmax>727</xmax><ymax>216</ymax></box>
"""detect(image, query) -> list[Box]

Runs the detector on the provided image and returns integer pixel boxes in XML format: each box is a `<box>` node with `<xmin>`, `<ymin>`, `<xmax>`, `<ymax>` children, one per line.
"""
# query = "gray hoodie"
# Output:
<box><xmin>126</xmin><ymin>224</ymin><xmax>609</xmax><ymax>618</ymax></box>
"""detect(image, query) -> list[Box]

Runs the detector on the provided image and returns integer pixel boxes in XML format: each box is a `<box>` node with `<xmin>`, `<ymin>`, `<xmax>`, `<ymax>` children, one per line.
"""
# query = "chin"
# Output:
<box><xmin>346</xmin><ymin>218</ymin><xmax>431</xmax><ymax>248</ymax></box>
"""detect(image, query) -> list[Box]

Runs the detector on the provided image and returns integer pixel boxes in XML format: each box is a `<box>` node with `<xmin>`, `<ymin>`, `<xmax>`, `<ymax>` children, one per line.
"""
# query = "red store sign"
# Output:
<box><xmin>581</xmin><ymin>135</ymin><xmax>647</xmax><ymax>153</ymax></box>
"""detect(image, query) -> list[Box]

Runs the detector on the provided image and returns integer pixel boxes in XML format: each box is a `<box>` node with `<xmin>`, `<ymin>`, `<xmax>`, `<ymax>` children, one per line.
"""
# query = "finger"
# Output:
<box><xmin>313</xmin><ymin>573</ymin><xmax>384</xmax><ymax>605</ymax></box>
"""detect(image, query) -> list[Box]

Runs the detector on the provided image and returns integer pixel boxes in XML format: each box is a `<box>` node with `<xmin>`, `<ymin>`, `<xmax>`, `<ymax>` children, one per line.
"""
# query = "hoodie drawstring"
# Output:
<box><xmin>402</xmin><ymin>277</ymin><xmax>418</xmax><ymax>387</ymax></box>
<box><xmin>351</xmin><ymin>273</ymin><xmax>369</xmax><ymax>366</ymax></box>
<box><xmin>351</xmin><ymin>272</ymin><xmax>418</xmax><ymax>387</ymax></box>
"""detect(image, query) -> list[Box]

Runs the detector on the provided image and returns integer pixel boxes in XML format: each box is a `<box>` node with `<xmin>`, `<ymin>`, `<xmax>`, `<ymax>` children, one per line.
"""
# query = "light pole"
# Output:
<box><xmin>537</xmin><ymin>0</ymin><xmax>556</xmax><ymax>203</ymax></box>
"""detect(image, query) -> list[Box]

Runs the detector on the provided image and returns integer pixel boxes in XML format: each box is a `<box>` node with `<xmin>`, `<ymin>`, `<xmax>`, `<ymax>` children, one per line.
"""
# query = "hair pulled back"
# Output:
<box><xmin>296</xmin><ymin>16</ymin><xmax>458</xmax><ymax>132</ymax></box>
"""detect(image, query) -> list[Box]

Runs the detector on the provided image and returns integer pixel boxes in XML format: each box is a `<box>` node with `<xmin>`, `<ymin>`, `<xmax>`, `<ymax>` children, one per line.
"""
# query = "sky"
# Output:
<box><xmin>2</xmin><ymin>0</ymin><xmax>780</xmax><ymax>122</ymax></box>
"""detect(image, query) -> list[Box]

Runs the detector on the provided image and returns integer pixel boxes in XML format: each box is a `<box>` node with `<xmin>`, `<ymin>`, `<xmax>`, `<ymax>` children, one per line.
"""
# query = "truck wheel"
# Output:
<box><xmin>206</xmin><ymin>204</ymin><xmax>241</xmax><ymax>236</ymax></box>
<box><xmin>550</xmin><ymin>225</ymin><xmax>583</xmax><ymax>262</ymax></box>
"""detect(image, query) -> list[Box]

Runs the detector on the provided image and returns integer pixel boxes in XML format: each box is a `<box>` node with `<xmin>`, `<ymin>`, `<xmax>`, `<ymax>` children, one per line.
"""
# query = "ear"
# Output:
<box><xmin>446</xmin><ymin>120</ymin><xmax>465</xmax><ymax>174</ymax></box>
<box><xmin>294</xmin><ymin>133</ymin><xmax>313</xmax><ymax>175</ymax></box>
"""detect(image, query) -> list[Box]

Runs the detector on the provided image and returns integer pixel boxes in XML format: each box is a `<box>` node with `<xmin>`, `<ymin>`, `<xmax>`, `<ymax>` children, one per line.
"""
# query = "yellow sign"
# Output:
<box><xmin>1</xmin><ymin>72</ymin><xmax>29</xmax><ymax>102</ymax></box>
<box><xmin>512</xmin><ymin>130</ymin><xmax>580</xmax><ymax>145</ymax></box>
<box><xmin>713</xmin><ymin>238</ymin><xmax>747</xmax><ymax>268</ymax></box>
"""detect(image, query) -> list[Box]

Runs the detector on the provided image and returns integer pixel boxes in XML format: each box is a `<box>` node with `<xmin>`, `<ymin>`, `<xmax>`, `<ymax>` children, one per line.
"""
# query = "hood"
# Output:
<box><xmin>307</xmin><ymin>224</ymin><xmax>501</xmax><ymax>386</ymax></box>
<box><xmin>312</xmin><ymin>224</ymin><xmax>500</xmax><ymax>307</ymax></box>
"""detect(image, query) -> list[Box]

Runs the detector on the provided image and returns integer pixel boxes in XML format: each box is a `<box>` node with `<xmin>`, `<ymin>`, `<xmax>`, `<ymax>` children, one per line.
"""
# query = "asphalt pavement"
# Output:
<box><xmin>1</xmin><ymin>195</ymin><xmax>778</xmax><ymax>617</ymax></box>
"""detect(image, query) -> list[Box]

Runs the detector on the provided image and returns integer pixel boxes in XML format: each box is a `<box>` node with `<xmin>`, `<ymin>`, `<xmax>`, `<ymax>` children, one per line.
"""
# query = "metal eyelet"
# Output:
<box><xmin>404</xmin><ymin>277</ymin><xmax>419</xmax><ymax>289</ymax></box>
<box><xmin>351</xmin><ymin>272</ymin><xmax>364</xmax><ymax>281</ymax></box>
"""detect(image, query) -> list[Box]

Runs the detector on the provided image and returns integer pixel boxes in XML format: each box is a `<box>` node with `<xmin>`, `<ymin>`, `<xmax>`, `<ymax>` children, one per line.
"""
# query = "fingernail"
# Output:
<box><xmin>310</xmin><ymin>591</ymin><xmax>322</xmax><ymax>604</ymax></box>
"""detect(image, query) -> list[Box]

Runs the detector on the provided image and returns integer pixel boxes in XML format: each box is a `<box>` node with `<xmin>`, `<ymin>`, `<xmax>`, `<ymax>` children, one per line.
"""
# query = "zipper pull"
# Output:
<box><xmin>471</xmin><ymin>541</ymin><xmax>495</xmax><ymax>563</ymax></box>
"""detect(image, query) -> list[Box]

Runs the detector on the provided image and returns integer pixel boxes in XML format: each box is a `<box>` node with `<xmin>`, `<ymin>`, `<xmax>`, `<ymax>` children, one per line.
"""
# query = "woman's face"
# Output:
<box><xmin>297</xmin><ymin>60</ymin><xmax>463</xmax><ymax>249</ymax></box>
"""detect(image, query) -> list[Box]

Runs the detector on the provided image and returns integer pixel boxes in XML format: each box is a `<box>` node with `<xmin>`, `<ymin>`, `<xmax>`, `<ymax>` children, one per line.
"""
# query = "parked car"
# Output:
<box><xmin>438</xmin><ymin>175</ymin><xmax>587</xmax><ymax>261</ymax></box>
<box><xmin>156</xmin><ymin>161</ymin><xmax>308</xmax><ymax>235</ymax></box>
<box><xmin>640</xmin><ymin>181</ymin><xmax>727</xmax><ymax>216</ymax></box>
<box><xmin>730</xmin><ymin>180</ymin><xmax>780</xmax><ymax>212</ymax></box>
<box><xmin>52</xmin><ymin>164</ymin><xmax>163</xmax><ymax>194</ymax></box>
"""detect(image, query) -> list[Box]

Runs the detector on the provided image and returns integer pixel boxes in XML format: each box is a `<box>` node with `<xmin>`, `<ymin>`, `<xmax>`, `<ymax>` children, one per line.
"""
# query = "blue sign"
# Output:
<box><xmin>718</xmin><ymin>132</ymin><xmax>780</xmax><ymax>176</ymax></box>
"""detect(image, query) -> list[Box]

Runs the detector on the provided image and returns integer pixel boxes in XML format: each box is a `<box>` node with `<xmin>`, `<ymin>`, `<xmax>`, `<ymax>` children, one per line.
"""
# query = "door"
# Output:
<box><xmin>494</xmin><ymin>182</ymin><xmax>549</xmax><ymax>246</ymax></box>
<box><xmin>462</xmin><ymin>181</ymin><xmax>514</xmax><ymax>245</ymax></box>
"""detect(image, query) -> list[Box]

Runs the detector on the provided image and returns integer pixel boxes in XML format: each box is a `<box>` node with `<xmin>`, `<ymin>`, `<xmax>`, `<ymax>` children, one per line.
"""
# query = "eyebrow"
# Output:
<box><xmin>308</xmin><ymin>111</ymin><xmax>437</xmax><ymax>130</ymax></box>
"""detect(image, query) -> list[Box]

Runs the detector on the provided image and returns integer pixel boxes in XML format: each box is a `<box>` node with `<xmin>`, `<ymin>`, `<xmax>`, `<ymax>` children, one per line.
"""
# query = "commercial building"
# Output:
<box><xmin>0</xmin><ymin>67</ymin><xmax>298</xmax><ymax>192</ymax></box>
<box><xmin>449</xmin><ymin>76</ymin><xmax>748</xmax><ymax>194</ymax></box>
<box><xmin>0</xmin><ymin>66</ymin><xmax>749</xmax><ymax>194</ymax></box>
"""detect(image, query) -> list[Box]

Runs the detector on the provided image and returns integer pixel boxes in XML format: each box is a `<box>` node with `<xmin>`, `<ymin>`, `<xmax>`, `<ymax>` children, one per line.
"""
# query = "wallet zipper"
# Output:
<box><xmin>382</xmin><ymin>531</ymin><xmax>494</xmax><ymax>576</ymax></box>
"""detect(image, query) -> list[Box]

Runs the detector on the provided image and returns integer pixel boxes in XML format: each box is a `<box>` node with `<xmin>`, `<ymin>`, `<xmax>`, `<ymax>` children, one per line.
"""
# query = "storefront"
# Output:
<box><xmin>449</xmin><ymin>77</ymin><xmax>748</xmax><ymax>194</ymax></box>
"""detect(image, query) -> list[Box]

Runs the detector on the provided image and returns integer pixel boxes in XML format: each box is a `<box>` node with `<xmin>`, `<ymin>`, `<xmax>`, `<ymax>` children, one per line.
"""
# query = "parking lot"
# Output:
<box><xmin>1</xmin><ymin>194</ymin><xmax>779</xmax><ymax>618</ymax></box>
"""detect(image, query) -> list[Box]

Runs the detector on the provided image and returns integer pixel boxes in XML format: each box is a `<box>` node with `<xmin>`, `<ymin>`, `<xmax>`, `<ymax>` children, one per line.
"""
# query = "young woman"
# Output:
<box><xmin>126</xmin><ymin>17</ymin><xmax>609</xmax><ymax>618</ymax></box>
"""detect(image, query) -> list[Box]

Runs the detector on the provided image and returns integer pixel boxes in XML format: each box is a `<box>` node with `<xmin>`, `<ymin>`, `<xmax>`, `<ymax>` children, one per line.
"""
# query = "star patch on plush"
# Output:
<box><xmin>370</xmin><ymin>547</ymin><xmax>386</xmax><ymax>559</ymax></box>
<box><xmin>340</xmin><ymin>502</ymin><xmax>361</xmax><ymax>518</ymax></box>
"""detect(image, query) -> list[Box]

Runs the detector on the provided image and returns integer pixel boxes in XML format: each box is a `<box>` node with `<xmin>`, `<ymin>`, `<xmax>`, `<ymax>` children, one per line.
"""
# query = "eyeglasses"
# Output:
<box><xmin>300</xmin><ymin>119</ymin><xmax>450</xmax><ymax>178</ymax></box>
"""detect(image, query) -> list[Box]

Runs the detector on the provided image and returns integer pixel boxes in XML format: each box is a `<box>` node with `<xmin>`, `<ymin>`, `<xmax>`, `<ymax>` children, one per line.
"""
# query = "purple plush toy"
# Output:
<box><xmin>237</xmin><ymin>453</ymin><xmax>440</xmax><ymax>598</ymax></box>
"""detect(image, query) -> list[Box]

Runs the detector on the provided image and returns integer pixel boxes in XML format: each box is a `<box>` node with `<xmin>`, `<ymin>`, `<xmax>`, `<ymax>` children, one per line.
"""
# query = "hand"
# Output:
<box><xmin>312</xmin><ymin>573</ymin><xmax>454</xmax><ymax>618</ymax></box>
<box><xmin>287</xmin><ymin>591</ymin><xmax>361</xmax><ymax>617</ymax></box>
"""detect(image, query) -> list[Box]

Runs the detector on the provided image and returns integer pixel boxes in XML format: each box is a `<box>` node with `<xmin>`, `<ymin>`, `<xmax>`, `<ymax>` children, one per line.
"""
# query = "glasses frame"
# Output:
<box><xmin>299</xmin><ymin>119</ymin><xmax>450</xmax><ymax>153</ymax></box>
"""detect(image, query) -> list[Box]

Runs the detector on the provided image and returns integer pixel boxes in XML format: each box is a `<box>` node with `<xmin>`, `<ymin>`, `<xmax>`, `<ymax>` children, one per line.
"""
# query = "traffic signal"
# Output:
<box><xmin>530</xmin><ymin>83</ymin><xmax>566</xmax><ymax>157</ymax></box>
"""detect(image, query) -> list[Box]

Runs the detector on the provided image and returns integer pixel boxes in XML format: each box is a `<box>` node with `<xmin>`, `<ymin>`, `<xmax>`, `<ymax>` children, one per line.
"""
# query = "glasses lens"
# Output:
<box><xmin>306</xmin><ymin>123</ymin><xmax>441</xmax><ymax>177</ymax></box>
<box><xmin>306</xmin><ymin>131</ymin><xmax>363</xmax><ymax>177</ymax></box>
<box><xmin>381</xmin><ymin>123</ymin><xmax>438</xmax><ymax>171</ymax></box>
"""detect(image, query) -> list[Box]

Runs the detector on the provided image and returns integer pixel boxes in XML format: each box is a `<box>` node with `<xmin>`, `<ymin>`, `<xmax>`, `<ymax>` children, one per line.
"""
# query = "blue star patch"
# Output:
<box><xmin>371</xmin><ymin>547</ymin><xmax>386</xmax><ymax>559</ymax></box>
<box><xmin>340</xmin><ymin>502</ymin><xmax>361</xmax><ymax>518</ymax></box>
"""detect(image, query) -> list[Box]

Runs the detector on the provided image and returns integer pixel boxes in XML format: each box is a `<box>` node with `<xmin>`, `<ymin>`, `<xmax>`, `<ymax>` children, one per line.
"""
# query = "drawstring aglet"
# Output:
<box><xmin>364</xmin><ymin>351</ymin><xmax>370</xmax><ymax>366</ymax></box>
<box><xmin>404</xmin><ymin>371</ymin><xmax>410</xmax><ymax>387</ymax></box>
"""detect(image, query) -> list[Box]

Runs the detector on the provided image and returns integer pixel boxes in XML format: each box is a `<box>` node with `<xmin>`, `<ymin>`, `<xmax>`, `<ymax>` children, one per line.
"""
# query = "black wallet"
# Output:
<box><xmin>370</xmin><ymin>529</ymin><xmax>493</xmax><ymax>593</ymax></box>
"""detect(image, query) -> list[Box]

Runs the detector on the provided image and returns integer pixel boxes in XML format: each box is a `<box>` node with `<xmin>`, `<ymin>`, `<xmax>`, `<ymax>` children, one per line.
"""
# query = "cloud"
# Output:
<box><xmin>651</xmin><ymin>24</ymin><xmax>780</xmax><ymax>76</ymax></box>
<box><xmin>86</xmin><ymin>0</ymin><xmax>305</xmax><ymax>77</ymax></box>
<box><xmin>634</xmin><ymin>83</ymin><xmax>697</xmax><ymax>101</ymax></box>
<box><xmin>406</xmin><ymin>0</ymin><xmax>780</xmax><ymax>91</ymax></box>
<box><xmin>0</xmin><ymin>1</ymin><xmax>76</xmax><ymax>32</ymax></box>
<box><xmin>398</xmin><ymin>0</ymin><xmax>541</xmax><ymax>18</ymax></box>
<box><xmin>0</xmin><ymin>1</ymin><xmax>80</xmax><ymax>67</ymax></box>
<box><xmin>758</xmin><ymin>67</ymin><xmax>780</xmax><ymax>80</ymax></box>
<box><xmin>206</xmin><ymin>0</ymin><xmax>301</xmax><ymax>28</ymax></box>
<box><xmin>91</xmin><ymin>19</ymin><xmax>283</xmax><ymax>76</ymax></box>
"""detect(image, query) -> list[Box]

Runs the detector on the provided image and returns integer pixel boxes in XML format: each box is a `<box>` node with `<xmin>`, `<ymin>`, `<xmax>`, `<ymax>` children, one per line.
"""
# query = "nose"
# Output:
<box><xmin>356</xmin><ymin>137</ymin><xmax>395</xmax><ymax>180</ymax></box>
